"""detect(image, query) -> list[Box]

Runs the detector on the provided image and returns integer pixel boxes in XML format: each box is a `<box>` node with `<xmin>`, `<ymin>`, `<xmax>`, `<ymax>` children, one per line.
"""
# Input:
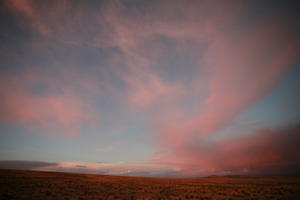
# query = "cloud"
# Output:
<box><xmin>96</xmin><ymin>146</ymin><xmax>113</xmax><ymax>153</ymax></box>
<box><xmin>6</xmin><ymin>0</ymin><xmax>124</xmax><ymax>47</ymax></box>
<box><xmin>152</xmin><ymin>124</ymin><xmax>300</xmax><ymax>176</ymax></box>
<box><xmin>31</xmin><ymin>161</ymin><xmax>181</xmax><ymax>177</ymax></box>
<box><xmin>140</xmin><ymin>1</ymin><xmax>300</xmax><ymax>176</ymax></box>
<box><xmin>0</xmin><ymin>160</ymin><xmax>57</xmax><ymax>170</ymax></box>
<box><xmin>2</xmin><ymin>0</ymin><xmax>300</xmax><ymax>176</ymax></box>
<box><xmin>157</xmin><ymin>20</ymin><xmax>299</xmax><ymax>147</ymax></box>
<box><xmin>0</xmin><ymin>159</ymin><xmax>181</xmax><ymax>177</ymax></box>
<box><xmin>0</xmin><ymin>72</ymin><xmax>101</xmax><ymax>137</ymax></box>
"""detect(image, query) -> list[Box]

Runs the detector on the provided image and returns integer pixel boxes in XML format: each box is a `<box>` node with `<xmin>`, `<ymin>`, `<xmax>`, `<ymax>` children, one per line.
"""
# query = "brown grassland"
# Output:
<box><xmin>0</xmin><ymin>169</ymin><xmax>300</xmax><ymax>200</ymax></box>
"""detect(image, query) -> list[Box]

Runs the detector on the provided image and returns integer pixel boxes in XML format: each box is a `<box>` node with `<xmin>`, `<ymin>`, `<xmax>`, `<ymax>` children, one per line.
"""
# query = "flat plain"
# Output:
<box><xmin>0</xmin><ymin>169</ymin><xmax>300</xmax><ymax>200</ymax></box>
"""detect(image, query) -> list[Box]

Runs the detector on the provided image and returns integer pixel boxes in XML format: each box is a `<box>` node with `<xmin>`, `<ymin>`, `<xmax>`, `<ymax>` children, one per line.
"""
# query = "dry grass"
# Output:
<box><xmin>0</xmin><ymin>169</ymin><xmax>300</xmax><ymax>200</ymax></box>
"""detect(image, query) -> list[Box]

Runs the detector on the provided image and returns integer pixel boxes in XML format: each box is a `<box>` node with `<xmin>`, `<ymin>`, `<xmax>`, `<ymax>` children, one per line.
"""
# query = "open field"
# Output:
<box><xmin>0</xmin><ymin>170</ymin><xmax>300</xmax><ymax>200</ymax></box>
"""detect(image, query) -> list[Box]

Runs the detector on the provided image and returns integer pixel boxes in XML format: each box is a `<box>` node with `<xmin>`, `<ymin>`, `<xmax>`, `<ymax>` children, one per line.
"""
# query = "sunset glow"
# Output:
<box><xmin>0</xmin><ymin>0</ymin><xmax>299</xmax><ymax>177</ymax></box>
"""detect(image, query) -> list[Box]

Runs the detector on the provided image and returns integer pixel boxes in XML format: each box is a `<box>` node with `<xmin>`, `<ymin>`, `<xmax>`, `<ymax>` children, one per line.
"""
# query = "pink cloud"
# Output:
<box><xmin>96</xmin><ymin>146</ymin><xmax>113</xmax><ymax>153</ymax></box>
<box><xmin>0</xmin><ymin>72</ymin><xmax>100</xmax><ymax>137</ymax></box>
<box><xmin>0</xmin><ymin>160</ymin><xmax>179</xmax><ymax>177</ymax></box>
<box><xmin>7</xmin><ymin>0</ymin><xmax>189</xmax><ymax>111</ymax></box>
<box><xmin>120</xmin><ymin>66</ymin><xmax>185</xmax><ymax>109</ymax></box>
<box><xmin>152</xmin><ymin>125</ymin><xmax>300</xmax><ymax>176</ymax></box>
<box><xmin>180</xmin><ymin>23</ymin><xmax>299</xmax><ymax>137</ymax></box>
<box><xmin>34</xmin><ymin>161</ymin><xmax>179</xmax><ymax>177</ymax></box>
<box><xmin>3</xmin><ymin>0</ymin><xmax>300</xmax><ymax>175</ymax></box>
<box><xmin>148</xmin><ymin>4</ymin><xmax>300</xmax><ymax>175</ymax></box>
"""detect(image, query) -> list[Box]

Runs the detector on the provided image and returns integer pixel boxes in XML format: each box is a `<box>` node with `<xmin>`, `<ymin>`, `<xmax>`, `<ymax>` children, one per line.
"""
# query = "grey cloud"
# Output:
<box><xmin>0</xmin><ymin>160</ymin><xmax>58</xmax><ymax>170</ymax></box>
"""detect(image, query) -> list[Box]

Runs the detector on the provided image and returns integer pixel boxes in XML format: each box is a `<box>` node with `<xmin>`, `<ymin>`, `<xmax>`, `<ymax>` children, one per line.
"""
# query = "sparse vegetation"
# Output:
<box><xmin>0</xmin><ymin>170</ymin><xmax>300</xmax><ymax>200</ymax></box>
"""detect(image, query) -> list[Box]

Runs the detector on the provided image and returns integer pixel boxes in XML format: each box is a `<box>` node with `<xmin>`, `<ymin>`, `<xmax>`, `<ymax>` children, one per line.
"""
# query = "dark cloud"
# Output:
<box><xmin>52</xmin><ymin>167</ymin><xmax>107</xmax><ymax>175</ymax></box>
<box><xmin>153</xmin><ymin>123</ymin><xmax>300</xmax><ymax>176</ymax></box>
<box><xmin>75</xmin><ymin>165</ymin><xmax>87</xmax><ymax>169</ymax></box>
<box><xmin>0</xmin><ymin>160</ymin><xmax>57</xmax><ymax>170</ymax></box>
<box><xmin>124</xmin><ymin>170</ymin><xmax>184</xmax><ymax>178</ymax></box>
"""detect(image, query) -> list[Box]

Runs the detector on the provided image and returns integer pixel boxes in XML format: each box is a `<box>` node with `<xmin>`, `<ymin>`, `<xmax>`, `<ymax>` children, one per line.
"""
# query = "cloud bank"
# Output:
<box><xmin>0</xmin><ymin>160</ymin><xmax>57</xmax><ymax>170</ymax></box>
<box><xmin>152</xmin><ymin>124</ymin><xmax>300</xmax><ymax>176</ymax></box>
<box><xmin>0</xmin><ymin>160</ymin><xmax>181</xmax><ymax>177</ymax></box>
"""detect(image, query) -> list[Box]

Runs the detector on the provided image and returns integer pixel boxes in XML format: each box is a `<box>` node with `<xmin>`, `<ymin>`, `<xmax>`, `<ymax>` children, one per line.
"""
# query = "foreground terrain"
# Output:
<box><xmin>0</xmin><ymin>170</ymin><xmax>300</xmax><ymax>200</ymax></box>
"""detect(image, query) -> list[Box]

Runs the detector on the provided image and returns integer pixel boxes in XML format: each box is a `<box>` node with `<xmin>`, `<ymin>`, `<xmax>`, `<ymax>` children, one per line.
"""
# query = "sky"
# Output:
<box><xmin>0</xmin><ymin>0</ymin><xmax>300</xmax><ymax>177</ymax></box>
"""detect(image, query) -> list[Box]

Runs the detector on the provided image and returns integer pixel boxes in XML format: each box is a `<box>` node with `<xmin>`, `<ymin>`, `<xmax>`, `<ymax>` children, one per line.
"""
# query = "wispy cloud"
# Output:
<box><xmin>96</xmin><ymin>146</ymin><xmax>113</xmax><ymax>153</ymax></box>
<box><xmin>1</xmin><ymin>0</ymin><xmax>299</xmax><ymax>176</ymax></box>
<box><xmin>0</xmin><ymin>71</ymin><xmax>101</xmax><ymax>137</ymax></box>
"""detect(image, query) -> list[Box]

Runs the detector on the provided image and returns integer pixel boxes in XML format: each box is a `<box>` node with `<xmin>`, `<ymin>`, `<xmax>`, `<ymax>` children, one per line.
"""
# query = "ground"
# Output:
<box><xmin>0</xmin><ymin>169</ymin><xmax>300</xmax><ymax>200</ymax></box>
